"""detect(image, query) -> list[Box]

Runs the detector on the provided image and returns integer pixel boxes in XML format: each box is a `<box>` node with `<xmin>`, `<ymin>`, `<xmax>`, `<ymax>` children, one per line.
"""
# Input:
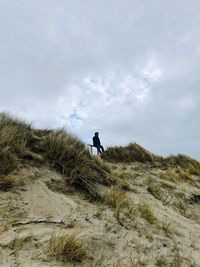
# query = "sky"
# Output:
<box><xmin>0</xmin><ymin>0</ymin><xmax>200</xmax><ymax>159</ymax></box>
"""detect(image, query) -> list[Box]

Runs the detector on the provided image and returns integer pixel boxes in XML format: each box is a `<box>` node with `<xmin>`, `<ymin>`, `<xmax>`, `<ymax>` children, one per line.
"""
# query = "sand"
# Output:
<box><xmin>1</xmin><ymin>163</ymin><xmax>200</xmax><ymax>266</ymax></box>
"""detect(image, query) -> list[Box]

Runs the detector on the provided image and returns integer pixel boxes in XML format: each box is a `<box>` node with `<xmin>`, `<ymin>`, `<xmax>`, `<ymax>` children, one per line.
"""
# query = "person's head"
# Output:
<box><xmin>95</xmin><ymin>132</ymin><xmax>99</xmax><ymax>136</ymax></box>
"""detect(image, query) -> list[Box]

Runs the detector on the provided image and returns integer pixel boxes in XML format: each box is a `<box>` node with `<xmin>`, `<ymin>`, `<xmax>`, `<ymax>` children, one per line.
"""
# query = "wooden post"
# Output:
<box><xmin>87</xmin><ymin>144</ymin><xmax>100</xmax><ymax>156</ymax></box>
<box><xmin>87</xmin><ymin>144</ymin><xmax>93</xmax><ymax>155</ymax></box>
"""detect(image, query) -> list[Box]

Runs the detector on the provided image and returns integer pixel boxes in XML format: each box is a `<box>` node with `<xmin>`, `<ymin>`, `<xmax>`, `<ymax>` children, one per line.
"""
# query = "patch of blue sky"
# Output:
<box><xmin>68</xmin><ymin>111</ymin><xmax>83</xmax><ymax>128</ymax></box>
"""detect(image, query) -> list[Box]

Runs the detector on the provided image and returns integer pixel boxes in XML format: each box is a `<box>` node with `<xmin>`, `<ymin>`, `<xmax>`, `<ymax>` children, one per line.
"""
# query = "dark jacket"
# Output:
<box><xmin>93</xmin><ymin>135</ymin><xmax>100</xmax><ymax>146</ymax></box>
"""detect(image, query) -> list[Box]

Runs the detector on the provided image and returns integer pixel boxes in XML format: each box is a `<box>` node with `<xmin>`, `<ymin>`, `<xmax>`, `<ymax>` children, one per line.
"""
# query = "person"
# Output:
<box><xmin>93</xmin><ymin>132</ymin><xmax>104</xmax><ymax>154</ymax></box>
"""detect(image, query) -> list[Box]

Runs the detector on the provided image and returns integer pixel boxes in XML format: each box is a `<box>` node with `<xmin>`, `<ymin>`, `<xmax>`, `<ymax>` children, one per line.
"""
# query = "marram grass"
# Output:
<box><xmin>0</xmin><ymin>113</ymin><xmax>111</xmax><ymax>196</ymax></box>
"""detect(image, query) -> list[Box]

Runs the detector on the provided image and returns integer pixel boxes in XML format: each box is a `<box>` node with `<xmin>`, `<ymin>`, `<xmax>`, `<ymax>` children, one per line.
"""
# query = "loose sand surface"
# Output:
<box><xmin>1</xmin><ymin>163</ymin><xmax>200</xmax><ymax>266</ymax></box>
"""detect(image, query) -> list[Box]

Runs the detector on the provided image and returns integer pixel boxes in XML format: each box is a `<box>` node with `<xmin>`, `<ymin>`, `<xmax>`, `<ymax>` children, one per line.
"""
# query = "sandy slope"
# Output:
<box><xmin>1</xmin><ymin>163</ymin><xmax>200</xmax><ymax>267</ymax></box>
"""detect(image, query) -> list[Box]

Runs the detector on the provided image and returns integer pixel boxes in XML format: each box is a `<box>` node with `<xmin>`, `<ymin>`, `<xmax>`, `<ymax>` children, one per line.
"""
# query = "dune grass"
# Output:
<box><xmin>160</xmin><ymin>168</ymin><xmax>195</xmax><ymax>184</ymax></box>
<box><xmin>48</xmin><ymin>230</ymin><xmax>88</xmax><ymax>262</ymax></box>
<box><xmin>0</xmin><ymin>113</ymin><xmax>112</xmax><ymax>196</ymax></box>
<box><xmin>162</xmin><ymin>154</ymin><xmax>200</xmax><ymax>177</ymax></box>
<box><xmin>165</xmin><ymin>154</ymin><xmax>200</xmax><ymax>169</ymax></box>
<box><xmin>148</xmin><ymin>183</ymin><xmax>163</xmax><ymax>201</ymax></box>
<box><xmin>129</xmin><ymin>202</ymin><xmax>156</xmax><ymax>224</ymax></box>
<box><xmin>101</xmin><ymin>142</ymin><xmax>200</xmax><ymax>178</ymax></box>
<box><xmin>102</xmin><ymin>143</ymin><xmax>158</xmax><ymax>163</ymax></box>
<box><xmin>105</xmin><ymin>185</ymin><xmax>128</xmax><ymax>221</ymax></box>
<box><xmin>1</xmin><ymin>112</ymin><xmax>199</xmax><ymax>197</ymax></box>
<box><xmin>137</xmin><ymin>203</ymin><xmax>156</xmax><ymax>224</ymax></box>
<box><xmin>0</xmin><ymin>113</ymin><xmax>32</xmax><ymax>175</ymax></box>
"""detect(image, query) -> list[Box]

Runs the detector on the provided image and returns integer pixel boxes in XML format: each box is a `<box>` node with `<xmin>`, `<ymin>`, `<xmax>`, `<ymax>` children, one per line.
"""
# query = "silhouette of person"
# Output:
<box><xmin>93</xmin><ymin>132</ymin><xmax>104</xmax><ymax>154</ymax></box>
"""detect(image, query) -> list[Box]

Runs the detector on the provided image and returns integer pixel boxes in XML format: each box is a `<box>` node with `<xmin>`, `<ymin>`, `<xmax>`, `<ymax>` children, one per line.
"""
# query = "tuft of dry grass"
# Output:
<box><xmin>48</xmin><ymin>230</ymin><xmax>88</xmax><ymax>262</ymax></box>
<box><xmin>9</xmin><ymin>232</ymin><xmax>33</xmax><ymax>251</ymax></box>
<box><xmin>93</xmin><ymin>156</ymin><xmax>111</xmax><ymax>174</ymax></box>
<box><xmin>155</xmin><ymin>255</ymin><xmax>167</xmax><ymax>266</ymax></box>
<box><xmin>161</xmin><ymin>169</ymin><xmax>179</xmax><ymax>182</ymax></box>
<box><xmin>0</xmin><ymin>171</ymin><xmax>24</xmax><ymax>191</ymax></box>
<box><xmin>0</xmin><ymin>175</ymin><xmax>14</xmax><ymax>191</ymax></box>
<box><xmin>171</xmin><ymin>245</ymin><xmax>181</xmax><ymax>267</ymax></box>
<box><xmin>147</xmin><ymin>183</ymin><xmax>163</xmax><ymax>201</ymax></box>
<box><xmin>159</xmin><ymin>221</ymin><xmax>174</xmax><ymax>237</ymax></box>
<box><xmin>188</xmin><ymin>165</ymin><xmax>200</xmax><ymax>176</ymax></box>
<box><xmin>0</xmin><ymin>223</ymin><xmax>9</xmax><ymax>235</ymax></box>
<box><xmin>137</xmin><ymin>203</ymin><xmax>156</xmax><ymax>224</ymax></box>
<box><xmin>105</xmin><ymin>185</ymin><xmax>128</xmax><ymax>221</ymax></box>
<box><xmin>175</xmin><ymin>168</ymin><xmax>195</xmax><ymax>183</ymax></box>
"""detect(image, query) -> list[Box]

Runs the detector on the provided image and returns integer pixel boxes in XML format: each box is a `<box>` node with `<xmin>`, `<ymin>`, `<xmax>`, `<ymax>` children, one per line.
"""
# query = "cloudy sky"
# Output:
<box><xmin>0</xmin><ymin>0</ymin><xmax>200</xmax><ymax>159</ymax></box>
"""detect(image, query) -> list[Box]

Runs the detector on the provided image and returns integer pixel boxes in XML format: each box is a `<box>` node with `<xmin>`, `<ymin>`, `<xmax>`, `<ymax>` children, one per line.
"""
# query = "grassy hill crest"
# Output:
<box><xmin>1</xmin><ymin>113</ymin><xmax>200</xmax><ymax>267</ymax></box>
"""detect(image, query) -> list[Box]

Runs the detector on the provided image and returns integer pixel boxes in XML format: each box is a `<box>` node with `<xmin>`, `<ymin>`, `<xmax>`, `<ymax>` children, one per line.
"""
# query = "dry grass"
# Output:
<box><xmin>102</xmin><ymin>143</ymin><xmax>158</xmax><ymax>163</ymax></box>
<box><xmin>105</xmin><ymin>185</ymin><xmax>128</xmax><ymax>221</ymax></box>
<box><xmin>175</xmin><ymin>168</ymin><xmax>195</xmax><ymax>182</ymax></box>
<box><xmin>147</xmin><ymin>179</ymin><xmax>173</xmax><ymax>206</ymax></box>
<box><xmin>48</xmin><ymin>230</ymin><xmax>88</xmax><ymax>262</ymax></box>
<box><xmin>0</xmin><ymin>113</ymin><xmax>32</xmax><ymax>190</ymax></box>
<box><xmin>147</xmin><ymin>183</ymin><xmax>163</xmax><ymax>201</ymax></box>
<box><xmin>40</xmin><ymin>129</ymin><xmax>90</xmax><ymax>177</ymax></box>
<box><xmin>0</xmin><ymin>224</ymin><xmax>9</xmax><ymax>235</ymax></box>
<box><xmin>93</xmin><ymin>156</ymin><xmax>111</xmax><ymax>174</ymax></box>
<box><xmin>171</xmin><ymin>245</ymin><xmax>181</xmax><ymax>267</ymax></box>
<box><xmin>137</xmin><ymin>203</ymin><xmax>156</xmax><ymax>224</ymax></box>
<box><xmin>155</xmin><ymin>255</ymin><xmax>167</xmax><ymax>266</ymax></box>
<box><xmin>0</xmin><ymin>175</ymin><xmax>15</xmax><ymax>191</ymax></box>
<box><xmin>188</xmin><ymin>165</ymin><xmax>200</xmax><ymax>176</ymax></box>
<box><xmin>41</xmin><ymin>130</ymin><xmax>113</xmax><ymax>198</ymax></box>
<box><xmin>161</xmin><ymin>170</ymin><xmax>179</xmax><ymax>182</ymax></box>
<box><xmin>94</xmin><ymin>205</ymin><xmax>105</xmax><ymax>219</ymax></box>
<box><xmin>46</xmin><ymin>179</ymin><xmax>72</xmax><ymax>195</ymax></box>
<box><xmin>0</xmin><ymin>113</ymin><xmax>32</xmax><ymax>174</ymax></box>
<box><xmin>9</xmin><ymin>232</ymin><xmax>33</xmax><ymax>251</ymax></box>
<box><xmin>108</xmin><ymin>171</ymin><xmax>132</xmax><ymax>191</ymax></box>
<box><xmin>165</xmin><ymin>154</ymin><xmax>200</xmax><ymax>170</ymax></box>
<box><xmin>160</xmin><ymin>168</ymin><xmax>194</xmax><ymax>184</ymax></box>
<box><xmin>101</xmin><ymin>141</ymin><xmax>200</xmax><ymax>181</ymax></box>
<box><xmin>0</xmin><ymin>113</ymin><xmax>113</xmax><ymax>197</ymax></box>
<box><xmin>161</xmin><ymin>154</ymin><xmax>200</xmax><ymax>179</ymax></box>
<box><xmin>0</xmin><ymin>200</ymin><xmax>10</xmax><ymax>219</ymax></box>
<box><xmin>128</xmin><ymin>202</ymin><xmax>156</xmax><ymax>224</ymax></box>
<box><xmin>190</xmin><ymin>204</ymin><xmax>200</xmax><ymax>224</ymax></box>
<box><xmin>159</xmin><ymin>221</ymin><xmax>174</xmax><ymax>237</ymax></box>
<box><xmin>0</xmin><ymin>171</ymin><xmax>24</xmax><ymax>191</ymax></box>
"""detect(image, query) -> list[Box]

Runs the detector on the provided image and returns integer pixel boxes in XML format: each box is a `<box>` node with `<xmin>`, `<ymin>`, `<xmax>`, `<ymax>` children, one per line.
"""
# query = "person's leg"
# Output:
<box><xmin>95</xmin><ymin>145</ymin><xmax>102</xmax><ymax>154</ymax></box>
<box><xmin>99</xmin><ymin>145</ymin><xmax>104</xmax><ymax>153</ymax></box>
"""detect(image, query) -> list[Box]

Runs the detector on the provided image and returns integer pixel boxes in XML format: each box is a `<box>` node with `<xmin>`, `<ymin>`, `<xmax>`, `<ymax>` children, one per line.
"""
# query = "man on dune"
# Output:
<box><xmin>93</xmin><ymin>132</ymin><xmax>104</xmax><ymax>154</ymax></box>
